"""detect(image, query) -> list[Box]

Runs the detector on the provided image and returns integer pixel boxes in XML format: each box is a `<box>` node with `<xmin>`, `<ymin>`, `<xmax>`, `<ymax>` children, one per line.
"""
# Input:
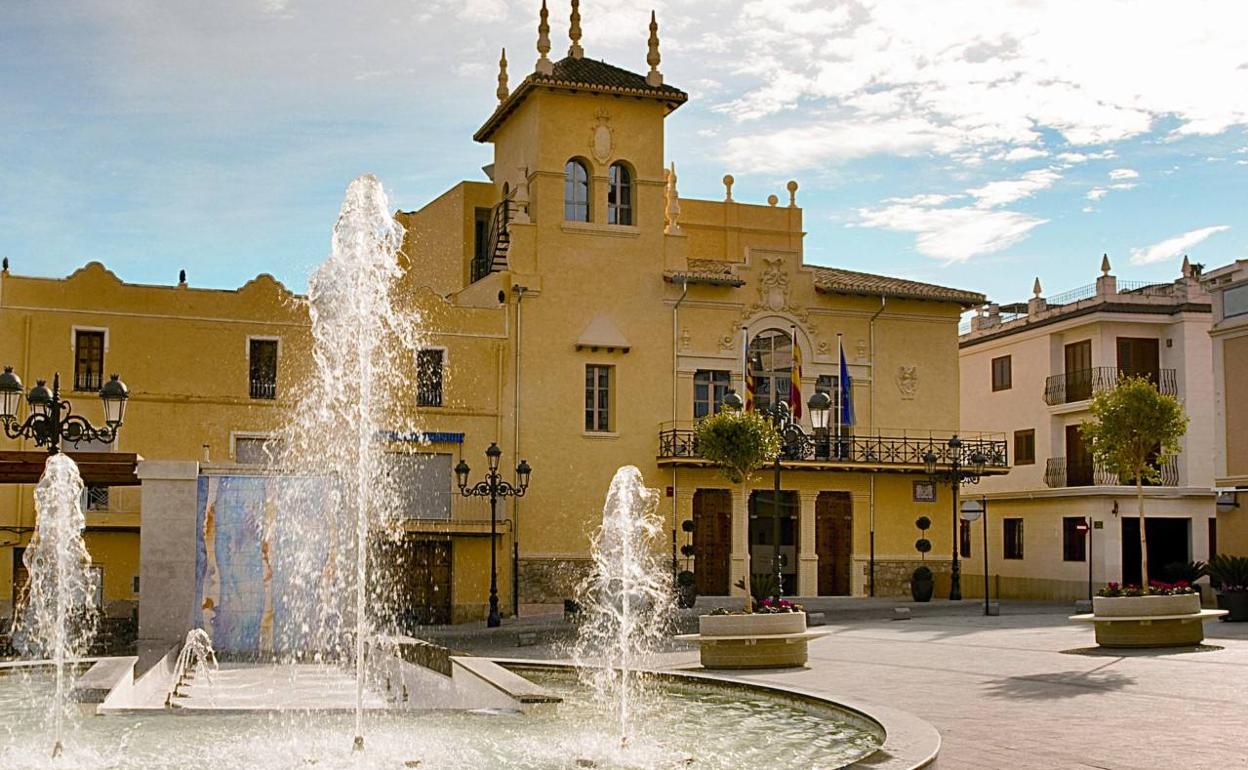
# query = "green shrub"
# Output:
<box><xmin>676</xmin><ymin>570</ymin><xmax>696</xmax><ymax>587</ymax></box>
<box><xmin>693</xmin><ymin>409</ymin><xmax>781</xmax><ymax>484</ymax></box>
<box><xmin>1209</xmin><ymin>554</ymin><xmax>1248</xmax><ymax>591</ymax></box>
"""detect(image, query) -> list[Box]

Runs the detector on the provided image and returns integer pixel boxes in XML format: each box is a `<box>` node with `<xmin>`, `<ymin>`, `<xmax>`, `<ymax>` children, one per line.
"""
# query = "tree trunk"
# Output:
<box><xmin>1137</xmin><ymin>475</ymin><xmax>1148</xmax><ymax>587</ymax></box>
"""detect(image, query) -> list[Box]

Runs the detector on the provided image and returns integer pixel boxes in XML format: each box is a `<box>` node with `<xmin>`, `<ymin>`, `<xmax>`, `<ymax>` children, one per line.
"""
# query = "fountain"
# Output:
<box><xmin>12</xmin><ymin>453</ymin><xmax>99</xmax><ymax>758</ymax></box>
<box><xmin>571</xmin><ymin>466</ymin><xmax>674</xmax><ymax>754</ymax></box>
<box><xmin>167</xmin><ymin>629</ymin><xmax>217</xmax><ymax>703</ymax></box>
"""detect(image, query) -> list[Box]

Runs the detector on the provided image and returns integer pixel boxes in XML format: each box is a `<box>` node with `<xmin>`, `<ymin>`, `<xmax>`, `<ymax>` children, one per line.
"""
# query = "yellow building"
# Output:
<box><xmin>2</xmin><ymin>5</ymin><xmax>1000</xmax><ymax>626</ymax></box>
<box><xmin>1204</xmin><ymin>260</ymin><xmax>1248</xmax><ymax>555</ymax></box>
<box><xmin>959</xmin><ymin>257</ymin><xmax>1217</xmax><ymax>598</ymax></box>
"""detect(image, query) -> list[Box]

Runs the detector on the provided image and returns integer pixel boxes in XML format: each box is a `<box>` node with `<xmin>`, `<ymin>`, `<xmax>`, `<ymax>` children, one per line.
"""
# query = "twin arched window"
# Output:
<box><xmin>748</xmin><ymin>329</ymin><xmax>793</xmax><ymax>412</ymax></box>
<box><xmin>564</xmin><ymin>159</ymin><xmax>635</xmax><ymax>225</ymax></box>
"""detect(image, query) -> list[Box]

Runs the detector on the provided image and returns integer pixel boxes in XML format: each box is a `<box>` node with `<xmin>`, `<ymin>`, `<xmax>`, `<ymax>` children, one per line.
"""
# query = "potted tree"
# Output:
<box><xmin>911</xmin><ymin>516</ymin><xmax>934</xmax><ymax>602</ymax></box>
<box><xmin>1209</xmin><ymin>554</ymin><xmax>1248</xmax><ymax>622</ymax></box>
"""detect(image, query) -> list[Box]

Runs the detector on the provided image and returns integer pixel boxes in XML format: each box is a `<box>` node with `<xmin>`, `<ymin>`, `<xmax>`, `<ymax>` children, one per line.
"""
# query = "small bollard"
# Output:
<box><xmin>806</xmin><ymin>612</ymin><xmax>827</xmax><ymax>627</ymax></box>
<box><xmin>987</xmin><ymin>602</ymin><xmax>1000</xmax><ymax>616</ymax></box>
<box><xmin>892</xmin><ymin>607</ymin><xmax>912</xmax><ymax>621</ymax></box>
<box><xmin>1074</xmin><ymin>599</ymin><xmax>1092</xmax><ymax>614</ymax></box>
<box><xmin>517</xmin><ymin>631</ymin><xmax>538</xmax><ymax>647</ymax></box>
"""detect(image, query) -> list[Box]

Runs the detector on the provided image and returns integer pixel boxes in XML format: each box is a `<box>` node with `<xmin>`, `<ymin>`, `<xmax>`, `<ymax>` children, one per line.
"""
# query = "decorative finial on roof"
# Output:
<box><xmin>787</xmin><ymin>180</ymin><xmax>798</xmax><ymax>207</ymax></box>
<box><xmin>723</xmin><ymin>174</ymin><xmax>734</xmax><ymax>201</ymax></box>
<box><xmin>178</xmin><ymin>268</ymin><xmax>187</xmax><ymax>286</ymax></box>
<box><xmin>664</xmin><ymin>162</ymin><xmax>682</xmax><ymax>235</ymax></box>
<box><xmin>1182</xmin><ymin>253</ymin><xmax>1192</xmax><ymax>277</ymax></box>
<box><xmin>497</xmin><ymin>48</ymin><xmax>510</xmax><ymax>102</ymax></box>
<box><xmin>646</xmin><ymin>10</ymin><xmax>662</xmax><ymax>87</ymax></box>
<box><xmin>1</xmin><ymin>257</ymin><xmax>8</xmax><ymax>274</ymax></box>
<box><xmin>536</xmin><ymin>0</ymin><xmax>553</xmax><ymax>75</ymax></box>
<box><xmin>568</xmin><ymin>0</ymin><xmax>584</xmax><ymax>59</ymax></box>
<box><xmin>767</xmin><ymin>194</ymin><xmax>779</xmax><ymax>207</ymax></box>
<box><xmin>1033</xmin><ymin>277</ymin><xmax>1043</xmax><ymax>298</ymax></box>
<box><xmin>1101</xmin><ymin>253</ymin><xmax>1111</xmax><ymax>276</ymax></box>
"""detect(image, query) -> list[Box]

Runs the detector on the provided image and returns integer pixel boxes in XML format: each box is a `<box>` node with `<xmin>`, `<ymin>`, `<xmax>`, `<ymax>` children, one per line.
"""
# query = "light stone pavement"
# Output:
<box><xmin>445</xmin><ymin>606</ymin><xmax>1248</xmax><ymax>770</ymax></box>
<box><xmin>649</xmin><ymin>612</ymin><xmax>1248</xmax><ymax>770</ymax></box>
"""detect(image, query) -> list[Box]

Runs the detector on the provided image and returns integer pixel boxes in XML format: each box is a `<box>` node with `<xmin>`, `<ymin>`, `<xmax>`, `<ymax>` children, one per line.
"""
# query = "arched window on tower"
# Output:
<box><xmin>748</xmin><ymin>329</ymin><xmax>793</xmax><ymax>412</ymax></box>
<box><xmin>564</xmin><ymin>159</ymin><xmax>590</xmax><ymax>222</ymax></box>
<box><xmin>608</xmin><ymin>162</ymin><xmax>633</xmax><ymax>225</ymax></box>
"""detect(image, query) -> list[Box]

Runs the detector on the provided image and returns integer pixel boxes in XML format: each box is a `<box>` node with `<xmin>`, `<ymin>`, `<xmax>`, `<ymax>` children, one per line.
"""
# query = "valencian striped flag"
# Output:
<box><xmin>789</xmin><ymin>325</ymin><xmax>802</xmax><ymax>418</ymax></box>
<box><xmin>743</xmin><ymin>327</ymin><xmax>755</xmax><ymax>411</ymax></box>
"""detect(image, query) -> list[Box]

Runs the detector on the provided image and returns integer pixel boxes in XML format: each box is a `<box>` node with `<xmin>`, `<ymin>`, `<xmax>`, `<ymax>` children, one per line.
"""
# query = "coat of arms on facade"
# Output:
<box><xmin>896</xmin><ymin>365</ymin><xmax>919</xmax><ymax>399</ymax></box>
<box><xmin>590</xmin><ymin>108</ymin><xmax>613</xmax><ymax>163</ymax></box>
<box><xmin>719</xmin><ymin>254</ymin><xmax>819</xmax><ymax>355</ymax></box>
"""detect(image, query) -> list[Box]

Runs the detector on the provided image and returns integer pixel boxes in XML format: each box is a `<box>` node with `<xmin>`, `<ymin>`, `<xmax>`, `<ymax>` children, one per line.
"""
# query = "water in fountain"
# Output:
<box><xmin>168</xmin><ymin>629</ymin><xmax>218</xmax><ymax>702</ymax></box>
<box><xmin>268</xmin><ymin>173</ymin><xmax>424</xmax><ymax>751</ymax></box>
<box><xmin>570</xmin><ymin>466</ymin><xmax>676</xmax><ymax>755</ymax></box>
<box><xmin>12</xmin><ymin>453</ymin><xmax>100</xmax><ymax>758</ymax></box>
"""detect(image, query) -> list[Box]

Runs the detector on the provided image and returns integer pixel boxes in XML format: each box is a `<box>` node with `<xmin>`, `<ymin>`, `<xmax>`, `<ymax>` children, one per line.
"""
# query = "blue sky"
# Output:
<box><xmin>2</xmin><ymin>0</ymin><xmax>1247</xmax><ymax>304</ymax></box>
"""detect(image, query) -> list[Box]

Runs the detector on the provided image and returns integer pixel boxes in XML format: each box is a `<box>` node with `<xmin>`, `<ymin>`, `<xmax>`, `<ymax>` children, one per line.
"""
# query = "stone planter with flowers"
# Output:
<box><xmin>1071</xmin><ymin>582</ymin><xmax>1226</xmax><ymax>647</ymax></box>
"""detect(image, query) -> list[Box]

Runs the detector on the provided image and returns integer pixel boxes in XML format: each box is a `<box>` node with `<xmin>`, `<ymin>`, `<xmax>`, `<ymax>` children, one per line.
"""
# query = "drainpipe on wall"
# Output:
<box><xmin>868</xmin><ymin>296</ymin><xmax>887</xmax><ymax>596</ymax></box>
<box><xmin>672</xmin><ymin>278</ymin><xmax>689</xmax><ymax>583</ymax></box>
<box><xmin>511</xmin><ymin>284</ymin><xmax>528</xmax><ymax>617</ymax></box>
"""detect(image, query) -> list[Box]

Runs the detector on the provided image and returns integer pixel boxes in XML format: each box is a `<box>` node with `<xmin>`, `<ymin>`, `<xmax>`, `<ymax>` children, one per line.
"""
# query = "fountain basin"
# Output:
<box><xmin>0</xmin><ymin>658</ymin><xmax>941</xmax><ymax>769</ymax></box>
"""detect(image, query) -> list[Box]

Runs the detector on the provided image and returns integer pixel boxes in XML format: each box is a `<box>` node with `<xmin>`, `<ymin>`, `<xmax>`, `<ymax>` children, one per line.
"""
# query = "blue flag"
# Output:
<box><xmin>839</xmin><ymin>340</ymin><xmax>855</xmax><ymax>427</ymax></box>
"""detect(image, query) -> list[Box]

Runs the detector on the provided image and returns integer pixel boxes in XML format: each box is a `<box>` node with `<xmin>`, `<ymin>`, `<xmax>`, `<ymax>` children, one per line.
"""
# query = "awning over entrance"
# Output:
<box><xmin>0</xmin><ymin>450</ymin><xmax>142</xmax><ymax>486</ymax></box>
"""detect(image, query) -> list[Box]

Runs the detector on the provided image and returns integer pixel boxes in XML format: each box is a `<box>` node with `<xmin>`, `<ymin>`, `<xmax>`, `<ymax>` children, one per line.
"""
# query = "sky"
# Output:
<box><xmin>3</xmin><ymin>0</ymin><xmax>1247</xmax><ymax>304</ymax></box>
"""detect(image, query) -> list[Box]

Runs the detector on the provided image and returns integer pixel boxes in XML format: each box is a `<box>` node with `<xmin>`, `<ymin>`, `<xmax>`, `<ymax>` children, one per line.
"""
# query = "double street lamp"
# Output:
<box><xmin>722</xmin><ymin>390</ymin><xmax>832</xmax><ymax>601</ymax></box>
<box><xmin>0</xmin><ymin>368</ymin><xmax>130</xmax><ymax>454</ymax></box>
<box><xmin>455</xmin><ymin>443</ymin><xmax>531</xmax><ymax>628</ymax></box>
<box><xmin>923</xmin><ymin>436</ymin><xmax>987</xmax><ymax>601</ymax></box>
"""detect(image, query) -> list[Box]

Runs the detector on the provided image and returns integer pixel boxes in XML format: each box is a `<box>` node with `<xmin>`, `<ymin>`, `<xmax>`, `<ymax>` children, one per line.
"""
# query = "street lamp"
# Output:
<box><xmin>726</xmin><ymin>392</ymin><xmax>830</xmax><ymax>602</ymax></box>
<box><xmin>456</xmin><ymin>442</ymin><xmax>531</xmax><ymax>627</ymax></box>
<box><xmin>0</xmin><ymin>368</ymin><xmax>129</xmax><ymax>454</ymax></box>
<box><xmin>922</xmin><ymin>435</ymin><xmax>987</xmax><ymax>600</ymax></box>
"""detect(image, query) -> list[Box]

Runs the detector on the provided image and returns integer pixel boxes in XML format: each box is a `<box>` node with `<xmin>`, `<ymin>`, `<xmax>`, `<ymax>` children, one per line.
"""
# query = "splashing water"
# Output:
<box><xmin>13</xmin><ymin>453</ymin><xmax>100</xmax><ymax>758</ymax></box>
<box><xmin>268</xmin><ymin>174</ymin><xmax>424</xmax><ymax>751</ymax></box>
<box><xmin>571</xmin><ymin>466</ymin><xmax>676</xmax><ymax>753</ymax></box>
<box><xmin>169</xmin><ymin>629</ymin><xmax>218</xmax><ymax>702</ymax></box>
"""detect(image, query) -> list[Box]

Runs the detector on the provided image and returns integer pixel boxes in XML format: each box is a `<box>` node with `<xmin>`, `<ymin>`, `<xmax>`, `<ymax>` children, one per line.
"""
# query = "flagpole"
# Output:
<box><xmin>835</xmin><ymin>334</ymin><xmax>843</xmax><ymax>454</ymax></box>
<box><xmin>741</xmin><ymin>326</ymin><xmax>748</xmax><ymax>404</ymax></box>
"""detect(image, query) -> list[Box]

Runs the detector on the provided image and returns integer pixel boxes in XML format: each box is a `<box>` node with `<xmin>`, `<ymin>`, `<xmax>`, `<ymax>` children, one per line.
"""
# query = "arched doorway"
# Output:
<box><xmin>747</xmin><ymin>329</ymin><xmax>793</xmax><ymax>411</ymax></box>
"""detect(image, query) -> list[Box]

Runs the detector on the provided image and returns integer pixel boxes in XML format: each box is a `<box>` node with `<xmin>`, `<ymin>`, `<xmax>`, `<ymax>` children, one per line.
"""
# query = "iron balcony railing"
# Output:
<box><xmin>1043</xmin><ymin>367</ymin><xmax>1177</xmax><ymax>406</ymax></box>
<box><xmin>74</xmin><ymin>370</ymin><xmax>104</xmax><ymax>392</ymax></box>
<box><xmin>658</xmin><ymin>424</ymin><xmax>1009</xmax><ymax>469</ymax></box>
<box><xmin>249</xmin><ymin>378</ymin><xmax>277</xmax><ymax>400</ymax></box>
<box><xmin>1044</xmin><ymin>456</ymin><xmax>1180</xmax><ymax>488</ymax></box>
<box><xmin>471</xmin><ymin>196</ymin><xmax>511</xmax><ymax>283</ymax></box>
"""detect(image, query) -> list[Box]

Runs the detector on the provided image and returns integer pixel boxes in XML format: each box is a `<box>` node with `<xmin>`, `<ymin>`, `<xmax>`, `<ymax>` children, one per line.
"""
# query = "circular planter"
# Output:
<box><xmin>1093</xmin><ymin>593</ymin><xmax>1200</xmax><ymax>618</ymax></box>
<box><xmin>1216</xmin><ymin>591</ymin><xmax>1248</xmax><ymax>622</ymax></box>
<box><xmin>911</xmin><ymin>578</ymin><xmax>934</xmax><ymax>603</ymax></box>
<box><xmin>699</xmin><ymin>611</ymin><xmax>806</xmax><ymax>637</ymax></box>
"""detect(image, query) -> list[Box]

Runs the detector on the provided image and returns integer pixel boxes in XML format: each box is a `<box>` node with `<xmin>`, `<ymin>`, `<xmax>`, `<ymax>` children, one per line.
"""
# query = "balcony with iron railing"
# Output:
<box><xmin>1043</xmin><ymin>367</ymin><xmax>1176</xmax><ymax>406</ymax></box>
<box><xmin>658</xmin><ymin>423</ymin><xmax>1010</xmax><ymax>472</ymax></box>
<box><xmin>249</xmin><ymin>378</ymin><xmax>277</xmax><ymax>400</ymax></box>
<box><xmin>1044</xmin><ymin>456</ymin><xmax>1180</xmax><ymax>488</ymax></box>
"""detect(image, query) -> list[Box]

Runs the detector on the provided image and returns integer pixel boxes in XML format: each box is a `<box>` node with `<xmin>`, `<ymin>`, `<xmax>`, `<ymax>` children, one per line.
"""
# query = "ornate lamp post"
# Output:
<box><xmin>722</xmin><ymin>391</ymin><xmax>830</xmax><ymax>602</ymax></box>
<box><xmin>0</xmin><ymin>368</ymin><xmax>129</xmax><ymax>454</ymax></box>
<box><xmin>923</xmin><ymin>436</ymin><xmax>987</xmax><ymax>601</ymax></box>
<box><xmin>456</xmin><ymin>442</ymin><xmax>530</xmax><ymax>628</ymax></box>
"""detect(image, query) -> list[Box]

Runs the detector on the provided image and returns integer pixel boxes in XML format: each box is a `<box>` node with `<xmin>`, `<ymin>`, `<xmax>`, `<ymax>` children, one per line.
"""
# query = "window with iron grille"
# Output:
<box><xmin>991</xmin><ymin>355</ymin><xmax>1012</xmax><ymax>392</ymax></box>
<box><xmin>417</xmin><ymin>349</ymin><xmax>444</xmax><ymax>407</ymax></box>
<box><xmin>693</xmin><ymin>370</ymin><xmax>730</xmax><ymax>419</ymax></box>
<box><xmin>74</xmin><ymin>330</ymin><xmax>105</xmax><ymax>391</ymax></box>
<box><xmin>235</xmin><ymin>436</ymin><xmax>283</xmax><ymax>465</ymax></box>
<box><xmin>1003</xmin><ymin>518</ymin><xmax>1024</xmax><ymax>559</ymax></box>
<box><xmin>84</xmin><ymin>484</ymin><xmax>109</xmax><ymax>511</ymax></box>
<box><xmin>1014</xmin><ymin>429</ymin><xmax>1036</xmax><ymax>465</ymax></box>
<box><xmin>249</xmin><ymin>339</ymin><xmax>278</xmax><ymax>399</ymax></box>
<box><xmin>1063</xmin><ymin>517</ymin><xmax>1088</xmax><ymax>561</ymax></box>
<box><xmin>585</xmin><ymin>364</ymin><xmax>612</xmax><ymax>432</ymax></box>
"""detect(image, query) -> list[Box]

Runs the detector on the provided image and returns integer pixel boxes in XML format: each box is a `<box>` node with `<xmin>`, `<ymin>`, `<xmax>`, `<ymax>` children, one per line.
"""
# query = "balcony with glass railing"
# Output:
<box><xmin>1043</xmin><ymin>367</ymin><xmax>1176</xmax><ymax>406</ymax></box>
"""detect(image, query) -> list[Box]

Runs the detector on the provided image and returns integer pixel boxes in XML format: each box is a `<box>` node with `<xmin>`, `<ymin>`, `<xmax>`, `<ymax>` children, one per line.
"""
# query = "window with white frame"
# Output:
<box><xmin>585</xmin><ymin>364</ymin><xmax>613</xmax><ymax>432</ymax></box>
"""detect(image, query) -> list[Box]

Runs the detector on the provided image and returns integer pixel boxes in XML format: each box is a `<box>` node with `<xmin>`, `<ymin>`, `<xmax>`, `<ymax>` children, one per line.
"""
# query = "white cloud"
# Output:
<box><xmin>995</xmin><ymin>147</ymin><xmax>1049</xmax><ymax>162</ymax></box>
<box><xmin>722</xmin><ymin>117</ymin><xmax>962</xmax><ymax>172</ymax></box>
<box><xmin>968</xmin><ymin>167</ymin><xmax>1061</xmax><ymax>208</ymax></box>
<box><xmin>1087</xmin><ymin>187</ymin><xmax>1109</xmax><ymax>201</ymax></box>
<box><xmin>1129</xmin><ymin>225</ymin><xmax>1230</xmax><ymax>265</ymax></box>
<box><xmin>1108</xmin><ymin>168</ymin><xmax>1139</xmax><ymax>180</ymax></box>
<box><xmin>857</xmin><ymin>203</ymin><xmax>1047</xmax><ymax>263</ymax></box>
<box><xmin>1108</xmin><ymin>182</ymin><xmax>1136</xmax><ymax>191</ymax></box>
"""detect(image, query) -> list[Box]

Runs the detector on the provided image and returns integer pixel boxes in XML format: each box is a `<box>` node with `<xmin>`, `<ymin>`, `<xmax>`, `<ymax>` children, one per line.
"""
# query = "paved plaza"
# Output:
<box><xmin>441</xmin><ymin>602</ymin><xmax>1248</xmax><ymax>770</ymax></box>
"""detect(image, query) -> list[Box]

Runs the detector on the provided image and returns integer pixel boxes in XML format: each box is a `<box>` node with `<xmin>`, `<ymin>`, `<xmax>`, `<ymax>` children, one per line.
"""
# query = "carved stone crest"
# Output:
<box><xmin>896</xmin><ymin>365</ymin><xmax>918</xmax><ymax>400</ymax></box>
<box><xmin>720</xmin><ymin>254</ymin><xmax>818</xmax><ymax>354</ymax></box>
<box><xmin>590</xmin><ymin>108</ymin><xmax>613</xmax><ymax>164</ymax></box>
<box><xmin>759</xmin><ymin>257</ymin><xmax>790</xmax><ymax>311</ymax></box>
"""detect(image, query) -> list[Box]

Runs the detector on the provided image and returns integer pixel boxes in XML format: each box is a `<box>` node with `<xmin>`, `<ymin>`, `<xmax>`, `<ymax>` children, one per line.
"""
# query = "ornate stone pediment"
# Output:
<box><xmin>718</xmin><ymin>254</ymin><xmax>815</xmax><ymax>352</ymax></box>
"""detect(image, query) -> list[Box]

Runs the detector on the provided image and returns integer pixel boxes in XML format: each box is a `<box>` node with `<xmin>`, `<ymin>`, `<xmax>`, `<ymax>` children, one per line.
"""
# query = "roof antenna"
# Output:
<box><xmin>536</xmin><ymin>0</ymin><xmax>553</xmax><ymax>75</ymax></box>
<box><xmin>569</xmin><ymin>0</ymin><xmax>584</xmax><ymax>59</ymax></box>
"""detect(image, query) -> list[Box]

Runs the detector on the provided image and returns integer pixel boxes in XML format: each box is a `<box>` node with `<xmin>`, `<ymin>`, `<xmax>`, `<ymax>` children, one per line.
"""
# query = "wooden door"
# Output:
<box><xmin>1117</xmin><ymin>337</ymin><xmax>1160</xmax><ymax>382</ymax></box>
<box><xmin>1066</xmin><ymin>424</ymin><xmax>1092</xmax><ymax>486</ymax></box>
<box><xmin>382</xmin><ymin>538</ymin><xmax>452</xmax><ymax>628</ymax></box>
<box><xmin>816</xmin><ymin>492</ymin><xmax>853</xmax><ymax>596</ymax></box>
<box><xmin>1065</xmin><ymin>340</ymin><xmax>1093</xmax><ymax>401</ymax></box>
<box><xmin>692</xmin><ymin>489</ymin><xmax>732</xmax><ymax>595</ymax></box>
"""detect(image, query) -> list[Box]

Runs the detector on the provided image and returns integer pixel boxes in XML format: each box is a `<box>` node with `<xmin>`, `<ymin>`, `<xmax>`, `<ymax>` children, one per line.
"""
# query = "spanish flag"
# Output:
<box><xmin>789</xmin><ymin>325</ymin><xmax>802</xmax><ymax>418</ymax></box>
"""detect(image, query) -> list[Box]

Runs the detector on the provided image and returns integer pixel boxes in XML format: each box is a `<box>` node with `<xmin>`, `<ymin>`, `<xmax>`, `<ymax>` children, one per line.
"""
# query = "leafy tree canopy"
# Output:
<box><xmin>693</xmin><ymin>409</ymin><xmax>781</xmax><ymax>484</ymax></box>
<box><xmin>1080</xmin><ymin>376</ymin><xmax>1188</xmax><ymax>483</ymax></box>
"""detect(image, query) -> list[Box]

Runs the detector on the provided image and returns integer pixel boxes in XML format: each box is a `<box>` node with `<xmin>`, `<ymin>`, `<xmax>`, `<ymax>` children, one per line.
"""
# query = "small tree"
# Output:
<box><xmin>1081</xmin><ymin>377</ymin><xmax>1188</xmax><ymax>587</ymax></box>
<box><xmin>694</xmin><ymin>407</ymin><xmax>781</xmax><ymax>610</ymax></box>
